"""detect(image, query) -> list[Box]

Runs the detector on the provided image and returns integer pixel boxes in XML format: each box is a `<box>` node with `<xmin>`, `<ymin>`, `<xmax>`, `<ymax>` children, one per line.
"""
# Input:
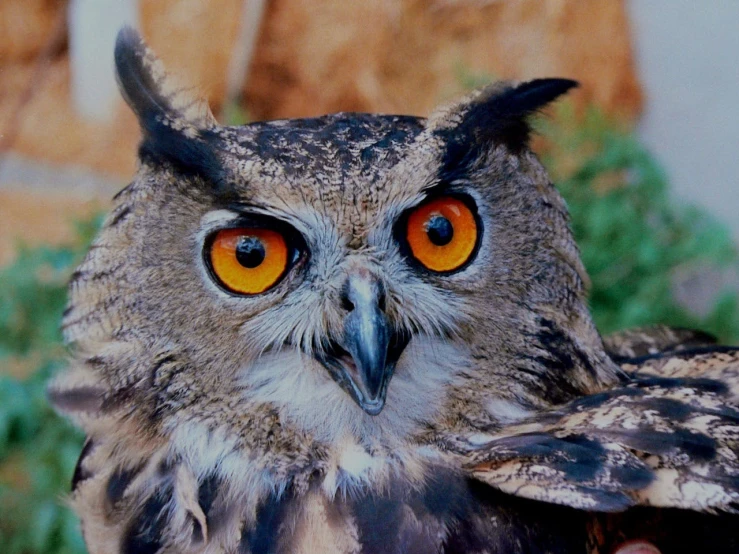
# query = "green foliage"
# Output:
<box><xmin>0</xmin><ymin>102</ymin><xmax>737</xmax><ymax>554</ymax></box>
<box><xmin>0</xmin><ymin>218</ymin><xmax>100</xmax><ymax>554</ymax></box>
<box><xmin>456</xmin><ymin>66</ymin><xmax>739</xmax><ymax>341</ymax></box>
<box><xmin>222</xmin><ymin>100</ymin><xmax>250</xmax><ymax>126</ymax></box>
<box><xmin>538</xmin><ymin>103</ymin><xmax>739</xmax><ymax>342</ymax></box>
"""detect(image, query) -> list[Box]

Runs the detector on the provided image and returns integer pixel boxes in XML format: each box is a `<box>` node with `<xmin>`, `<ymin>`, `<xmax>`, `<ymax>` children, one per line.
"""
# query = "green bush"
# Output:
<box><xmin>0</xmin><ymin>220</ymin><xmax>99</xmax><ymax>554</ymax></box>
<box><xmin>539</xmin><ymin>104</ymin><xmax>739</xmax><ymax>342</ymax></box>
<box><xmin>0</xmin><ymin>110</ymin><xmax>737</xmax><ymax>553</ymax></box>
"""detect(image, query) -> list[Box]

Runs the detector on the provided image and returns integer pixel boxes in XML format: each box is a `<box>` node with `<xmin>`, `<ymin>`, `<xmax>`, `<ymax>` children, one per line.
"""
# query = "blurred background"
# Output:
<box><xmin>0</xmin><ymin>1</ymin><xmax>738</xmax><ymax>552</ymax></box>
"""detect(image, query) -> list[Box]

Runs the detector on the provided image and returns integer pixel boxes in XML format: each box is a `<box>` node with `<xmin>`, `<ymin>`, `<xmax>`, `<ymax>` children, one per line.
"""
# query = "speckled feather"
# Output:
<box><xmin>603</xmin><ymin>325</ymin><xmax>719</xmax><ymax>360</ymax></box>
<box><xmin>50</xmin><ymin>29</ymin><xmax>739</xmax><ymax>554</ymax></box>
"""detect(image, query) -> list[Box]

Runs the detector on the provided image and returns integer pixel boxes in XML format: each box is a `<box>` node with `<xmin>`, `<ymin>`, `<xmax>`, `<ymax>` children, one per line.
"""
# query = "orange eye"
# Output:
<box><xmin>208</xmin><ymin>228</ymin><xmax>289</xmax><ymax>294</ymax></box>
<box><xmin>406</xmin><ymin>196</ymin><xmax>479</xmax><ymax>273</ymax></box>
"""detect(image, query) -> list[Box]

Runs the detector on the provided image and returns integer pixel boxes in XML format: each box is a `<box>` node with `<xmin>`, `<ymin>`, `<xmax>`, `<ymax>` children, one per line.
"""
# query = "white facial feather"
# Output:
<box><xmin>158</xmin><ymin>336</ymin><xmax>469</xmax><ymax>500</ymax></box>
<box><xmin>166</xmin><ymin>417</ymin><xmax>281</xmax><ymax>511</ymax></box>
<box><xmin>240</xmin><ymin>336</ymin><xmax>471</xmax><ymax>446</ymax></box>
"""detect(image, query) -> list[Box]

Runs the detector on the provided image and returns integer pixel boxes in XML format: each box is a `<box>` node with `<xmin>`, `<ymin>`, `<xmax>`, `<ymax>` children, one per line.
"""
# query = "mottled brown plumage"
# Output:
<box><xmin>603</xmin><ymin>325</ymin><xmax>719</xmax><ymax>359</ymax></box>
<box><xmin>50</xmin><ymin>29</ymin><xmax>739</xmax><ymax>553</ymax></box>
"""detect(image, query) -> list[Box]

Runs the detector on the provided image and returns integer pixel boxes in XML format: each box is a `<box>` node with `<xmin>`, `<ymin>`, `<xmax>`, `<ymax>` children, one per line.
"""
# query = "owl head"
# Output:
<box><xmin>53</xmin><ymin>29</ymin><xmax>619</xmax><ymax>454</ymax></box>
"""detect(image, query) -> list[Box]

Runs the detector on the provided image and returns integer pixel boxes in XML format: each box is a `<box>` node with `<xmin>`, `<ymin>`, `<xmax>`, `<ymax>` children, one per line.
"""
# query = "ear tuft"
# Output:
<box><xmin>439</xmin><ymin>78</ymin><xmax>578</xmax><ymax>171</ymax></box>
<box><xmin>487</xmin><ymin>78</ymin><xmax>578</xmax><ymax>121</ymax></box>
<box><xmin>115</xmin><ymin>27</ymin><xmax>216</xmax><ymax>132</ymax></box>
<box><xmin>115</xmin><ymin>27</ymin><xmax>225</xmax><ymax>185</ymax></box>
<box><xmin>466</xmin><ymin>78</ymin><xmax>577</xmax><ymax>151</ymax></box>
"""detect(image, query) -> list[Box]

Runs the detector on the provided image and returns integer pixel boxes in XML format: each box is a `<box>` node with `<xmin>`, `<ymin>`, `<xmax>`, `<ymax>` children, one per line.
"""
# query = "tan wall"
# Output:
<box><xmin>247</xmin><ymin>0</ymin><xmax>641</xmax><ymax>121</ymax></box>
<box><xmin>0</xmin><ymin>0</ymin><xmax>641</xmax><ymax>178</ymax></box>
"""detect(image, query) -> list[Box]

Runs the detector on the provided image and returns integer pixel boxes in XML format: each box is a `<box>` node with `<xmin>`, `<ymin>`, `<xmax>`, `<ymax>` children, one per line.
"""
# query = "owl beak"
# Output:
<box><xmin>318</xmin><ymin>273</ymin><xmax>408</xmax><ymax>415</ymax></box>
<box><xmin>343</xmin><ymin>297</ymin><xmax>391</xmax><ymax>414</ymax></box>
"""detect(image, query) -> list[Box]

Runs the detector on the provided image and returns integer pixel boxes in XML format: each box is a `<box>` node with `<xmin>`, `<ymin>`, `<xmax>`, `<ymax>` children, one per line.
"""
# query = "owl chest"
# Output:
<box><xmin>238</xmin><ymin>474</ymin><xmax>589</xmax><ymax>554</ymax></box>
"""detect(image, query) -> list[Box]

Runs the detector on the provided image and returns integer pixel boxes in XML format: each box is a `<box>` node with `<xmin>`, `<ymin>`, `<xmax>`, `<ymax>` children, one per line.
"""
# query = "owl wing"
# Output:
<box><xmin>602</xmin><ymin>325</ymin><xmax>717</xmax><ymax>360</ymax></box>
<box><xmin>459</xmin><ymin>344</ymin><xmax>739</xmax><ymax>513</ymax></box>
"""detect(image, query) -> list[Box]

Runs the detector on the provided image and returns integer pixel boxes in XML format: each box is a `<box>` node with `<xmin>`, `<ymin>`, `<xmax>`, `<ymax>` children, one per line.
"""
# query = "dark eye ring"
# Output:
<box><xmin>395</xmin><ymin>194</ymin><xmax>481</xmax><ymax>273</ymax></box>
<box><xmin>204</xmin><ymin>218</ymin><xmax>307</xmax><ymax>295</ymax></box>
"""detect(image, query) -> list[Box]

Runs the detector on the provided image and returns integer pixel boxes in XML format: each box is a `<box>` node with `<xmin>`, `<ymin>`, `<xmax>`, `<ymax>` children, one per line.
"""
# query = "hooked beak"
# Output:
<box><xmin>317</xmin><ymin>274</ymin><xmax>408</xmax><ymax>415</ymax></box>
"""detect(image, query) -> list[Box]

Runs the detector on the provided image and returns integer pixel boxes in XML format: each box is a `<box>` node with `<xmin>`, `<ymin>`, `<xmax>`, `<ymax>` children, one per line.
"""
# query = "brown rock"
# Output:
<box><xmin>0</xmin><ymin>187</ymin><xmax>102</xmax><ymax>266</ymax></box>
<box><xmin>139</xmin><ymin>0</ymin><xmax>244</xmax><ymax>108</ymax></box>
<box><xmin>1</xmin><ymin>0</ymin><xmax>641</xmax><ymax>179</ymax></box>
<box><xmin>245</xmin><ymin>0</ymin><xmax>642</xmax><ymax>121</ymax></box>
<box><xmin>0</xmin><ymin>0</ymin><xmax>64</xmax><ymax>62</ymax></box>
<box><xmin>1</xmin><ymin>0</ymin><xmax>246</xmax><ymax>177</ymax></box>
<box><xmin>0</xmin><ymin>57</ymin><xmax>140</xmax><ymax>176</ymax></box>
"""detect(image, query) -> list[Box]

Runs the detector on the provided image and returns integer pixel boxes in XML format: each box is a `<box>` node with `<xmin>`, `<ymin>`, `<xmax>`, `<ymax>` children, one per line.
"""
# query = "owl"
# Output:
<box><xmin>50</xmin><ymin>28</ymin><xmax>739</xmax><ymax>554</ymax></box>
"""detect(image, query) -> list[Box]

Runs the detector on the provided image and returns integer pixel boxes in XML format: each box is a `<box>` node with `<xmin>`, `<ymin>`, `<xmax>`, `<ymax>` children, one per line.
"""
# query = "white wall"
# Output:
<box><xmin>627</xmin><ymin>1</ymin><xmax>739</xmax><ymax>241</ymax></box>
<box><xmin>68</xmin><ymin>0</ymin><xmax>139</xmax><ymax>121</ymax></box>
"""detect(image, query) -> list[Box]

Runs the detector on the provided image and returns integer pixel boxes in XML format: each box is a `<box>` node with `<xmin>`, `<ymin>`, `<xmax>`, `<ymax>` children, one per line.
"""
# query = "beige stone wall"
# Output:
<box><xmin>0</xmin><ymin>188</ymin><xmax>102</xmax><ymax>265</ymax></box>
<box><xmin>246</xmin><ymin>0</ymin><xmax>642</xmax><ymax>121</ymax></box>
<box><xmin>0</xmin><ymin>0</ymin><xmax>61</xmax><ymax>62</ymax></box>
<box><xmin>0</xmin><ymin>0</ymin><xmax>642</xmax><ymax>179</ymax></box>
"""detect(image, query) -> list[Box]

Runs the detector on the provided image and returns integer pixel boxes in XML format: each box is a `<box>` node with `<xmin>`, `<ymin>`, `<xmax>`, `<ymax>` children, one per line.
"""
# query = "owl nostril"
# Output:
<box><xmin>341</xmin><ymin>293</ymin><xmax>355</xmax><ymax>312</ymax></box>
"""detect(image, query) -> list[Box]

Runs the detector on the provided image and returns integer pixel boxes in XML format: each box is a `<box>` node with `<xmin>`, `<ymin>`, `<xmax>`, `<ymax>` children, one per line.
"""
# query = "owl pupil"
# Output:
<box><xmin>426</xmin><ymin>216</ymin><xmax>454</xmax><ymax>246</ymax></box>
<box><xmin>235</xmin><ymin>236</ymin><xmax>266</xmax><ymax>268</ymax></box>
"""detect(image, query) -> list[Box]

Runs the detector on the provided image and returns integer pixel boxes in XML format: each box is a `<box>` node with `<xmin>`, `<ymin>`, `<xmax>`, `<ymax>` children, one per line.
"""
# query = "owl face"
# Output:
<box><xmin>62</xmin><ymin>31</ymin><xmax>613</xmax><ymax>451</ymax></box>
<box><xmin>100</xmin><ymin>115</ymin><xmax>488</xmax><ymax>415</ymax></box>
<box><xmin>190</xmin><ymin>114</ymin><xmax>496</xmax><ymax>416</ymax></box>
